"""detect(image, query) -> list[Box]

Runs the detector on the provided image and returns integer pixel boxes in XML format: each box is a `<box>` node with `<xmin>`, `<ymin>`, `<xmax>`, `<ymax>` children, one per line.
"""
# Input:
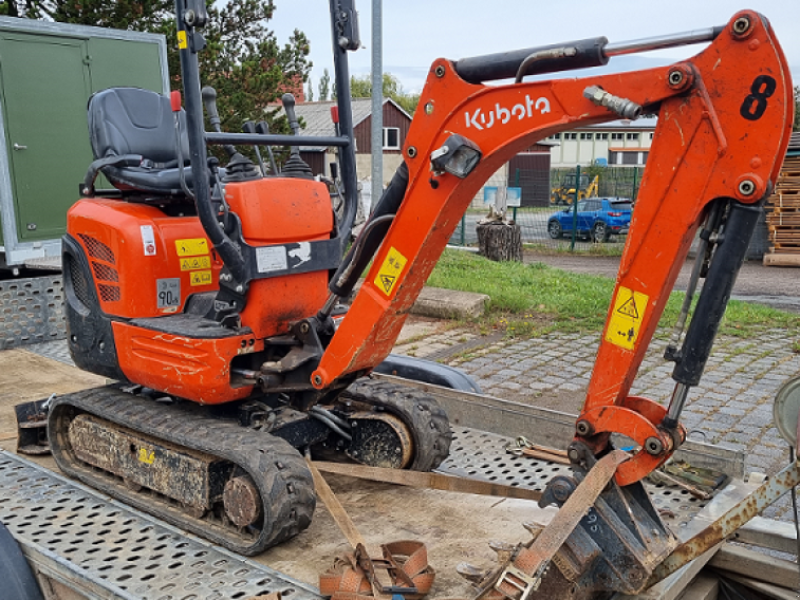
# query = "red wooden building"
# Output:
<box><xmin>289</xmin><ymin>97</ymin><xmax>412</xmax><ymax>182</ymax></box>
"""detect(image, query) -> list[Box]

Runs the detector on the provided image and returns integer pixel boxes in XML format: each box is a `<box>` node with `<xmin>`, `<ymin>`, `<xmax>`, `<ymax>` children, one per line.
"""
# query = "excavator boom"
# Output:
<box><xmin>314</xmin><ymin>10</ymin><xmax>793</xmax><ymax>486</ymax></box>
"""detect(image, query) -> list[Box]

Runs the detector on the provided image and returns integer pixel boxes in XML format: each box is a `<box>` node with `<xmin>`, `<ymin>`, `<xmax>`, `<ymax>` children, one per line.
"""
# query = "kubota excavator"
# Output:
<box><xmin>43</xmin><ymin>0</ymin><xmax>795</xmax><ymax>597</ymax></box>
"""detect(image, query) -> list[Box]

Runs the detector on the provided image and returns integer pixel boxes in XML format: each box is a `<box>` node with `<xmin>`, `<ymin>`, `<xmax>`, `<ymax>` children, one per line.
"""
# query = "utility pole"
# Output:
<box><xmin>370</xmin><ymin>0</ymin><xmax>383</xmax><ymax>209</ymax></box>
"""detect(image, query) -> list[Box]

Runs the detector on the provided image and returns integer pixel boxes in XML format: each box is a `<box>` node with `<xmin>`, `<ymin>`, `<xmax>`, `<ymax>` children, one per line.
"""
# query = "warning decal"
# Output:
<box><xmin>190</xmin><ymin>270</ymin><xmax>213</xmax><ymax>287</ymax></box>
<box><xmin>374</xmin><ymin>247</ymin><xmax>407</xmax><ymax>297</ymax></box>
<box><xmin>605</xmin><ymin>286</ymin><xmax>649</xmax><ymax>350</ymax></box>
<box><xmin>180</xmin><ymin>256</ymin><xmax>211</xmax><ymax>271</ymax></box>
<box><xmin>176</xmin><ymin>238</ymin><xmax>209</xmax><ymax>257</ymax></box>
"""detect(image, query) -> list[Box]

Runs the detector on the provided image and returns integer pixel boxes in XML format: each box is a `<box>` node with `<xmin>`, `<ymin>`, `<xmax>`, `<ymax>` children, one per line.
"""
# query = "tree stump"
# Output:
<box><xmin>477</xmin><ymin>221</ymin><xmax>522</xmax><ymax>262</ymax></box>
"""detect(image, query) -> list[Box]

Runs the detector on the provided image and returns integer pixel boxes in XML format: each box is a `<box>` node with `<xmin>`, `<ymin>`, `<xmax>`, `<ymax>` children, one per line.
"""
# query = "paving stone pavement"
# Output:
<box><xmin>394</xmin><ymin>321</ymin><xmax>800</xmax><ymax>521</ymax></box>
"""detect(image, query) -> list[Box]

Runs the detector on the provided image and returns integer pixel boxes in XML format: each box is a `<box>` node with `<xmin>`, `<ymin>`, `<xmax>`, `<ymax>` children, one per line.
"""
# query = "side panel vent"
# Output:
<box><xmin>91</xmin><ymin>262</ymin><xmax>119</xmax><ymax>282</ymax></box>
<box><xmin>98</xmin><ymin>284</ymin><xmax>121</xmax><ymax>303</ymax></box>
<box><xmin>66</xmin><ymin>254</ymin><xmax>91</xmax><ymax>309</ymax></box>
<box><xmin>77</xmin><ymin>233</ymin><xmax>116</xmax><ymax>265</ymax></box>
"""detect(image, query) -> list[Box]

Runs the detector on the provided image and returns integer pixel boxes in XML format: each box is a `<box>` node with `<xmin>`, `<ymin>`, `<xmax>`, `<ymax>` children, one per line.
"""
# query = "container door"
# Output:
<box><xmin>0</xmin><ymin>34</ymin><xmax>92</xmax><ymax>242</ymax></box>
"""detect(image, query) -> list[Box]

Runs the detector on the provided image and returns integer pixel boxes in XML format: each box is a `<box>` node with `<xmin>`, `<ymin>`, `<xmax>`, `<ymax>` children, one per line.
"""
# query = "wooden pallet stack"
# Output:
<box><xmin>764</xmin><ymin>134</ymin><xmax>800</xmax><ymax>267</ymax></box>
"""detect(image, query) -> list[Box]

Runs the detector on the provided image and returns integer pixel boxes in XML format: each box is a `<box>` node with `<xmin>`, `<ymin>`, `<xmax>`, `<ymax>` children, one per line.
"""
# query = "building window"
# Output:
<box><xmin>596</xmin><ymin>133</ymin><xmax>608</xmax><ymax>140</ymax></box>
<box><xmin>649</xmin><ymin>132</ymin><xmax>654</xmax><ymax>139</ymax></box>
<box><xmin>383</xmin><ymin>127</ymin><xmax>400</xmax><ymax>149</ymax></box>
<box><xmin>565</xmin><ymin>132</ymin><xmax>578</xmax><ymax>140</ymax></box>
<box><xmin>611</xmin><ymin>133</ymin><xmax>624</xmax><ymax>140</ymax></box>
<box><xmin>550</xmin><ymin>133</ymin><xmax>561</xmax><ymax>140</ymax></box>
<box><xmin>580</xmin><ymin>132</ymin><xmax>593</xmax><ymax>140</ymax></box>
<box><xmin>626</xmin><ymin>132</ymin><xmax>640</xmax><ymax>141</ymax></box>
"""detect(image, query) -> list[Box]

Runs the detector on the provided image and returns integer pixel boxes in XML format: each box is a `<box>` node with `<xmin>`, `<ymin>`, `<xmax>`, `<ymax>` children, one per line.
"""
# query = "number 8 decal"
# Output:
<box><xmin>740</xmin><ymin>75</ymin><xmax>777</xmax><ymax>121</ymax></box>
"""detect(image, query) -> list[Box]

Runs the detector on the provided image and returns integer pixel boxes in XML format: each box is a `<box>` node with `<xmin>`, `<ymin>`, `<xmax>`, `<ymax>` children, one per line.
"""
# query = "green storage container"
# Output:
<box><xmin>0</xmin><ymin>18</ymin><xmax>168</xmax><ymax>267</ymax></box>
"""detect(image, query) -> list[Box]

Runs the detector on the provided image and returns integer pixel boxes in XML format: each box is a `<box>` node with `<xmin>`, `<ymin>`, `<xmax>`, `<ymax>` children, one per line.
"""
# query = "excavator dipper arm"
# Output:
<box><xmin>313</xmin><ymin>10</ymin><xmax>793</xmax><ymax>485</ymax></box>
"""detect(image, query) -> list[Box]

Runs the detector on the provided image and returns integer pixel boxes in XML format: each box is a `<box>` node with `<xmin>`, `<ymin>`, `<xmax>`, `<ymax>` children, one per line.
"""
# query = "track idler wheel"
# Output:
<box><xmin>338</xmin><ymin>378</ymin><xmax>452</xmax><ymax>472</ymax></box>
<box><xmin>348</xmin><ymin>411</ymin><xmax>414</xmax><ymax>469</ymax></box>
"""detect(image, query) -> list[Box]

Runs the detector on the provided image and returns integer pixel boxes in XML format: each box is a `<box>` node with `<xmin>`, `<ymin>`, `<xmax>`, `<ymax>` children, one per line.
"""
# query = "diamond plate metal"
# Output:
<box><xmin>437</xmin><ymin>427</ymin><xmax>711</xmax><ymax>535</ymax></box>
<box><xmin>0</xmin><ymin>274</ymin><xmax>65</xmax><ymax>349</ymax></box>
<box><xmin>0</xmin><ymin>451</ymin><xmax>322</xmax><ymax>600</ymax></box>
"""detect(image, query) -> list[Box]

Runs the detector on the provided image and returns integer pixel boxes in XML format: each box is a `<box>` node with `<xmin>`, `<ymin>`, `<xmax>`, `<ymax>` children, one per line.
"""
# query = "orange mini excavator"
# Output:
<box><xmin>43</xmin><ymin>0</ymin><xmax>793</xmax><ymax>596</ymax></box>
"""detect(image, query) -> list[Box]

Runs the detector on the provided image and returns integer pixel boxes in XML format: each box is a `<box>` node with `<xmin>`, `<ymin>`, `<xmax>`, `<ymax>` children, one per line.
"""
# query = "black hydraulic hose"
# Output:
<box><xmin>328</xmin><ymin>162</ymin><xmax>409</xmax><ymax>297</ymax></box>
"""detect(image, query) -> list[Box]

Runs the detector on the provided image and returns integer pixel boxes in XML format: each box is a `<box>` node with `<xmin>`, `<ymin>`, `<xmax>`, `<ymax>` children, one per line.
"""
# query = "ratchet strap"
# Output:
<box><xmin>307</xmin><ymin>458</ymin><xmax>435</xmax><ymax>599</ymax></box>
<box><xmin>319</xmin><ymin>540</ymin><xmax>435</xmax><ymax>599</ymax></box>
<box><xmin>312</xmin><ymin>461</ymin><xmax>543</xmax><ymax>502</ymax></box>
<box><xmin>470</xmin><ymin>450</ymin><xmax>628</xmax><ymax>600</ymax></box>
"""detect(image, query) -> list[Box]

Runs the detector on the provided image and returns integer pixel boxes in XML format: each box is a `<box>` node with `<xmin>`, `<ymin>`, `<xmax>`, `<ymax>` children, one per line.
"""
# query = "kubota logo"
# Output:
<box><xmin>465</xmin><ymin>95</ymin><xmax>551</xmax><ymax>130</ymax></box>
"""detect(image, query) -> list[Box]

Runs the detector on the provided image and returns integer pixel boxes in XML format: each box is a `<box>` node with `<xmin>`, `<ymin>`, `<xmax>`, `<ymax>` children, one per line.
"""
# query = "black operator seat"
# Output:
<box><xmin>84</xmin><ymin>87</ymin><xmax>201</xmax><ymax>196</ymax></box>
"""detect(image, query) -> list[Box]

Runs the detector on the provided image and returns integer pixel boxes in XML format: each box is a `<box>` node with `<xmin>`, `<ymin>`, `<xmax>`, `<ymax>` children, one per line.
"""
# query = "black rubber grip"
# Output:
<box><xmin>454</xmin><ymin>37</ymin><xmax>608</xmax><ymax>84</ymax></box>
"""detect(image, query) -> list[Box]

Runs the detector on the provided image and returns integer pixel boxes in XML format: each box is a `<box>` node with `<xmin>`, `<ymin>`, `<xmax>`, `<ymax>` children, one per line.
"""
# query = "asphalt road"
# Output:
<box><xmin>450</xmin><ymin>211</ymin><xmax>554</xmax><ymax>245</ymax></box>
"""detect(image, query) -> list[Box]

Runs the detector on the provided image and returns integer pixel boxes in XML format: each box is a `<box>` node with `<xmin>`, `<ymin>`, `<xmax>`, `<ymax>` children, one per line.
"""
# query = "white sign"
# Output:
<box><xmin>256</xmin><ymin>246</ymin><xmax>288</xmax><ymax>273</ymax></box>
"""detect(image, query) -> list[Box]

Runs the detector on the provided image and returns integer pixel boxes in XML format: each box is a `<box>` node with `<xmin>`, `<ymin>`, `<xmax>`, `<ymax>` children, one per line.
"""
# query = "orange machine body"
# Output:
<box><xmin>68</xmin><ymin>177</ymin><xmax>332</xmax><ymax>404</ymax></box>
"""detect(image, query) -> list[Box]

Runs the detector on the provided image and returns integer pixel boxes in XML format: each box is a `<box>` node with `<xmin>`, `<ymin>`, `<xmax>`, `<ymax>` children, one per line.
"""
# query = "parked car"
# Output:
<box><xmin>547</xmin><ymin>198</ymin><xmax>633</xmax><ymax>243</ymax></box>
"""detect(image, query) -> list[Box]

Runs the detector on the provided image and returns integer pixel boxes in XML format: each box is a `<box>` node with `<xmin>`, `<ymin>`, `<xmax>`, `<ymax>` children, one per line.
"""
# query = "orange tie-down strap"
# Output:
<box><xmin>319</xmin><ymin>540</ymin><xmax>435</xmax><ymax>600</ymax></box>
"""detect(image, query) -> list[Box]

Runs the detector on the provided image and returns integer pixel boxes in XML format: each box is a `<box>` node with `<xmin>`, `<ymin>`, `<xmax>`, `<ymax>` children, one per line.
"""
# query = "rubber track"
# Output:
<box><xmin>340</xmin><ymin>378</ymin><xmax>452</xmax><ymax>471</ymax></box>
<box><xmin>48</xmin><ymin>387</ymin><xmax>315</xmax><ymax>556</ymax></box>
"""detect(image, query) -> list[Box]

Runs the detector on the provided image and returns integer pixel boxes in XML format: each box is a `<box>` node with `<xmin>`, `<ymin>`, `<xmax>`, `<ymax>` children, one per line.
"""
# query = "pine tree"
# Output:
<box><xmin>0</xmin><ymin>0</ymin><xmax>312</xmax><ymax>136</ymax></box>
<box><xmin>318</xmin><ymin>68</ymin><xmax>331</xmax><ymax>101</ymax></box>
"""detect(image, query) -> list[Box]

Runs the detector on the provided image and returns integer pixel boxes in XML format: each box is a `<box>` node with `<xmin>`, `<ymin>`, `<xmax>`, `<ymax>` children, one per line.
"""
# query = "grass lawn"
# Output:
<box><xmin>426</xmin><ymin>249</ymin><xmax>800</xmax><ymax>341</ymax></box>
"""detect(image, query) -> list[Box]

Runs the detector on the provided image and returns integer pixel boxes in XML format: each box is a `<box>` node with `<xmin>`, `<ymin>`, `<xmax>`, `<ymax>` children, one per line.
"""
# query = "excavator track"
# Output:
<box><xmin>48</xmin><ymin>386</ymin><xmax>316</xmax><ymax>556</ymax></box>
<box><xmin>338</xmin><ymin>378</ymin><xmax>452</xmax><ymax>472</ymax></box>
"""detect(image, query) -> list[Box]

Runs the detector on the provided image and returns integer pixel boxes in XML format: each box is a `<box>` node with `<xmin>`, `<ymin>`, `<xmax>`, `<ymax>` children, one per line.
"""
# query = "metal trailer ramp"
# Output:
<box><xmin>0</xmin><ymin>423</ymin><xmax>734</xmax><ymax>600</ymax></box>
<box><xmin>0</xmin><ymin>451</ymin><xmax>322</xmax><ymax>600</ymax></box>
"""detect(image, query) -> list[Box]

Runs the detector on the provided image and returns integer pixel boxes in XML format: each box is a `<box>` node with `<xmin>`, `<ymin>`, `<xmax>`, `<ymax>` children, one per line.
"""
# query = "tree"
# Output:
<box><xmin>349</xmin><ymin>72</ymin><xmax>419</xmax><ymax>115</ymax></box>
<box><xmin>306</xmin><ymin>78</ymin><xmax>314</xmax><ymax>102</ymax></box>
<box><xmin>318</xmin><ymin>68</ymin><xmax>331</xmax><ymax>101</ymax></box>
<box><xmin>1</xmin><ymin>0</ymin><xmax>312</xmax><ymax>138</ymax></box>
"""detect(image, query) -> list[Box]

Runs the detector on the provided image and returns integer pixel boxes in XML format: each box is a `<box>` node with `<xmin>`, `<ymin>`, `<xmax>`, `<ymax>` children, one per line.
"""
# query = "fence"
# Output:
<box><xmin>450</xmin><ymin>166</ymin><xmax>643</xmax><ymax>250</ymax></box>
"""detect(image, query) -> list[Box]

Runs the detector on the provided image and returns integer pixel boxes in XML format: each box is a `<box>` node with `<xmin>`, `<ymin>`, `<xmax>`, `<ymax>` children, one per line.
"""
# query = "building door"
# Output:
<box><xmin>508</xmin><ymin>152</ymin><xmax>551</xmax><ymax>207</ymax></box>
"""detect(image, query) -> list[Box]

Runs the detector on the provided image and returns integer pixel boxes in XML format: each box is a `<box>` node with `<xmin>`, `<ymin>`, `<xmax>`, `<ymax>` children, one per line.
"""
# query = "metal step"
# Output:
<box><xmin>0</xmin><ymin>450</ymin><xmax>322</xmax><ymax>600</ymax></box>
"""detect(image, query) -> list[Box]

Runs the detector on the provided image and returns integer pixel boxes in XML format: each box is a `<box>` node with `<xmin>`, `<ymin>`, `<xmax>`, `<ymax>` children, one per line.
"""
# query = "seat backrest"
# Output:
<box><xmin>88</xmin><ymin>87</ymin><xmax>189</xmax><ymax>163</ymax></box>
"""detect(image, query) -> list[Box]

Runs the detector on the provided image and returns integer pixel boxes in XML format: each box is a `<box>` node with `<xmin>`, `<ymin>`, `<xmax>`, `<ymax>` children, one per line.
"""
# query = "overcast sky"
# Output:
<box><xmin>269</xmin><ymin>0</ymin><xmax>800</xmax><ymax>97</ymax></box>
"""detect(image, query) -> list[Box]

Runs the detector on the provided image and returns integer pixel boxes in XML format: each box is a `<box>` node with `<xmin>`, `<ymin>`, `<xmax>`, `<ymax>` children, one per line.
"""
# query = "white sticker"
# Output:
<box><xmin>141</xmin><ymin>225</ymin><xmax>156</xmax><ymax>256</ymax></box>
<box><xmin>256</xmin><ymin>246</ymin><xmax>288</xmax><ymax>273</ymax></box>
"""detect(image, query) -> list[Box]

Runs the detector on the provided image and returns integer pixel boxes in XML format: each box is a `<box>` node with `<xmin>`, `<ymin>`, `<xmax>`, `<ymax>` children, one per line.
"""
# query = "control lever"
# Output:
<box><xmin>201</xmin><ymin>86</ymin><xmax>259</xmax><ymax>182</ymax></box>
<box><xmin>255</xmin><ymin>121</ymin><xmax>279</xmax><ymax>175</ymax></box>
<box><xmin>280</xmin><ymin>93</ymin><xmax>313</xmax><ymax>179</ymax></box>
<box><xmin>242</xmin><ymin>121</ymin><xmax>267</xmax><ymax>175</ymax></box>
<box><xmin>201</xmin><ymin>86</ymin><xmax>237</xmax><ymax>159</ymax></box>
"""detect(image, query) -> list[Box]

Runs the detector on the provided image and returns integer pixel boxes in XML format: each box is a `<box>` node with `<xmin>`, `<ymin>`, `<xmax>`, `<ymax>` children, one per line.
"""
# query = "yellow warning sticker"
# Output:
<box><xmin>190</xmin><ymin>270</ymin><xmax>213</xmax><ymax>287</ymax></box>
<box><xmin>180</xmin><ymin>256</ymin><xmax>211</xmax><ymax>271</ymax></box>
<box><xmin>177</xmin><ymin>30</ymin><xmax>188</xmax><ymax>50</ymax></box>
<box><xmin>138</xmin><ymin>448</ymin><xmax>155</xmax><ymax>465</ymax></box>
<box><xmin>605</xmin><ymin>286</ymin><xmax>649</xmax><ymax>350</ymax></box>
<box><xmin>176</xmin><ymin>238</ymin><xmax>209</xmax><ymax>257</ymax></box>
<box><xmin>374</xmin><ymin>246</ymin><xmax>407</xmax><ymax>297</ymax></box>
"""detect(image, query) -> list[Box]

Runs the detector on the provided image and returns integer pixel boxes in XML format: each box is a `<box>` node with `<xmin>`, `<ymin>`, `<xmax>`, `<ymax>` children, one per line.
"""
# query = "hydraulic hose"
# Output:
<box><xmin>328</xmin><ymin>162</ymin><xmax>409</xmax><ymax>298</ymax></box>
